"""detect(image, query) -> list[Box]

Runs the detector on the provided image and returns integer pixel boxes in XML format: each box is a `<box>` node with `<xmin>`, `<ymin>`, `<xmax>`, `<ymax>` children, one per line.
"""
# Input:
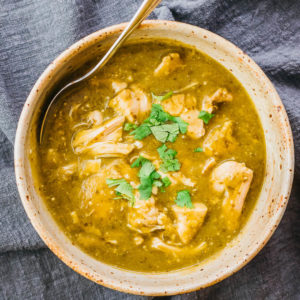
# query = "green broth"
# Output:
<box><xmin>30</xmin><ymin>41</ymin><xmax>265</xmax><ymax>272</ymax></box>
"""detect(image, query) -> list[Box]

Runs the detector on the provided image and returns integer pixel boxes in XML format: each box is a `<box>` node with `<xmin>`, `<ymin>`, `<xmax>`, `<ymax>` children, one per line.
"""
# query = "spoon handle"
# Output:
<box><xmin>82</xmin><ymin>0</ymin><xmax>162</xmax><ymax>80</ymax></box>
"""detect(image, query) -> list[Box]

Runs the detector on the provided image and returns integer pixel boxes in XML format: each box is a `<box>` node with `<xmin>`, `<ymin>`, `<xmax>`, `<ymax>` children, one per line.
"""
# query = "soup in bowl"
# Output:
<box><xmin>15</xmin><ymin>21</ymin><xmax>294</xmax><ymax>295</ymax></box>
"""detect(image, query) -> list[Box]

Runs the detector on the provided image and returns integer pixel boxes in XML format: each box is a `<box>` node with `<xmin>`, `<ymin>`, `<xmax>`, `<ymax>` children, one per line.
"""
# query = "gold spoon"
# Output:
<box><xmin>39</xmin><ymin>0</ymin><xmax>161</xmax><ymax>143</ymax></box>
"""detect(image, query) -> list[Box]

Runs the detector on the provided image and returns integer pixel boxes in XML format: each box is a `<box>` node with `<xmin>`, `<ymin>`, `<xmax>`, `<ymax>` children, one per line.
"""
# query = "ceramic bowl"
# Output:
<box><xmin>14</xmin><ymin>20</ymin><xmax>294</xmax><ymax>296</ymax></box>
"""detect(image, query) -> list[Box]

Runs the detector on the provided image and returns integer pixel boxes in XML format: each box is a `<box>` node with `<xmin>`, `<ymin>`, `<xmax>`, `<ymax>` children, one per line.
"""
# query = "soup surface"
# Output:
<box><xmin>30</xmin><ymin>40</ymin><xmax>266</xmax><ymax>272</ymax></box>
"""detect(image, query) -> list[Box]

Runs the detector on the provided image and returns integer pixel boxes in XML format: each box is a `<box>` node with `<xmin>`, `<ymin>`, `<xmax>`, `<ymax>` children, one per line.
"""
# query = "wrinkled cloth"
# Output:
<box><xmin>0</xmin><ymin>0</ymin><xmax>299</xmax><ymax>299</ymax></box>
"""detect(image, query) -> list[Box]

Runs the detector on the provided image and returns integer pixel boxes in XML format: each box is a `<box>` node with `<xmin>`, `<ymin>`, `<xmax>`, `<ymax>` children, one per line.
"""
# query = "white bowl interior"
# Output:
<box><xmin>15</xmin><ymin>21</ymin><xmax>294</xmax><ymax>295</ymax></box>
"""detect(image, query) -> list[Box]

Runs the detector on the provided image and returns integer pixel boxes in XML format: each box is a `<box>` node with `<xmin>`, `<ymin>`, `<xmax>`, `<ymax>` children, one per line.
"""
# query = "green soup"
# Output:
<box><xmin>30</xmin><ymin>40</ymin><xmax>266</xmax><ymax>272</ymax></box>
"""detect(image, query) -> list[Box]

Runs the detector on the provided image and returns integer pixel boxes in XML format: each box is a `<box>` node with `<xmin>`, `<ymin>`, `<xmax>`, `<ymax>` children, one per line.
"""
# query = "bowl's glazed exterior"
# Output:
<box><xmin>14</xmin><ymin>20</ymin><xmax>294</xmax><ymax>296</ymax></box>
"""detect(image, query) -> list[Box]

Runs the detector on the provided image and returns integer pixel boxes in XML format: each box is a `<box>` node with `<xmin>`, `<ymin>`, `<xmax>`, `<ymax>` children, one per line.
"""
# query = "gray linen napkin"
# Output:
<box><xmin>0</xmin><ymin>0</ymin><xmax>299</xmax><ymax>299</ymax></box>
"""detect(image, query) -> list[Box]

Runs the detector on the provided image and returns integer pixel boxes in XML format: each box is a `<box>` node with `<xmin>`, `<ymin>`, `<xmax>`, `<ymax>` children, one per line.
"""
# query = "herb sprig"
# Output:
<box><xmin>130</xmin><ymin>104</ymin><xmax>188</xmax><ymax>142</ymax></box>
<box><xmin>157</xmin><ymin>144</ymin><xmax>181</xmax><ymax>172</ymax></box>
<box><xmin>131</xmin><ymin>156</ymin><xmax>171</xmax><ymax>199</ymax></box>
<box><xmin>175</xmin><ymin>190</ymin><xmax>193</xmax><ymax>208</ymax></box>
<box><xmin>198</xmin><ymin>110</ymin><xmax>215</xmax><ymax>124</ymax></box>
<box><xmin>106</xmin><ymin>178</ymin><xmax>135</xmax><ymax>206</ymax></box>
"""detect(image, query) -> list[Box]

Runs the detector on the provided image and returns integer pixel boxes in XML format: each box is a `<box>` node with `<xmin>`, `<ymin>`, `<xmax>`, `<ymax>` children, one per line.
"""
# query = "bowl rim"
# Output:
<box><xmin>14</xmin><ymin>20</ymin><xmax>294</xmax><ymax>295</ymax></box>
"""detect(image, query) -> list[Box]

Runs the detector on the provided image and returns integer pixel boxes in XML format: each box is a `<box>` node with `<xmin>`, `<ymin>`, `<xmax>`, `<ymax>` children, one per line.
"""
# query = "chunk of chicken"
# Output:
<box><xmin>79</xmin><ymin>159</ymin><xmax>102</xmax><ymax>177</ymax></box>
<box><xmin>181</xmin><ymin>110</ymin><xmax>205</xmax><ymax>139</ymax></box>
<box><xmin>211</xmin><ymin>161</ymin><xmax>253</xmax><ymax>230</ymax></box>
<box><xmin>154</xmin><ymin>53</ymin><xmax>183</xmax><ymax>77</ymax></box>
<box><xmin>168</xmin><ymin>172</ymin><xmax>195</xmax><ymax>187</ymax></box>
<box><xmin>111</xmin><ymin>80</ymin><xmax>128</xmax><ymax>94</ymax></box>
<box><xmin>58</xmin><ymin>162</ymin><xmax>77</xmax><ymax>180</ymax></box>
<box><xmin>72</xmin><ymin>115</ymin><xmax>125</xmax><ymax>150</ymax></box>
<box><xmin>81</xmin><ymin>159</ymin><xmax>137</xmax><ymax>213</ymax></box>
<box><xmin>161</xmin><ymin>94</ymin><xmax>185</xmax><ymax>116</ymax></box>
<box><xmin>202</xmin><ymin>88</ymin><xmax>233</xmax><ymax>113</ymax></box>
<box><xmin>86</xmin><ymin>110</ymin><xmax>103</xmax><ymax>126</ymax></box>
<box><xmin>184</xmin><ymin>94</ymin><xmax>198</xmax><ymax>110</ymax></box>
<box><xmin>161</xmin><ymin>94</ymin><xmax>197</xmax><ymax>116</ymax></box>
<box><xmin>80</xmin><ymin>173</ymin><xmax>115</xmax><ymax>219</ymax></box>
<box><xmin>203</xmin><ymin>120</ymin><xmax>236</xmax><ymax>156</ymax></box>
<box><xmin>172</xmin><ymin>203</ymin><xmax>207</xmax><ymax>244</ymax></box>
<box><xmin>109</xmin><ymin>85</ymin><xmax>151</xmax><ymax>122</ymax></box>
<box><xmin>127</xmin><ymin>196</ymin><xmax>168</xmax><ymax>234</ymax></box>
<box><xmin>151</xmin><ymin>237</ymin><xmax>206</xmax><ymax>256</ymax></box>
<box><xmin>77</xmin><ymin>141</ymin><xmax>134</xmax><ymax>157</ymax></box>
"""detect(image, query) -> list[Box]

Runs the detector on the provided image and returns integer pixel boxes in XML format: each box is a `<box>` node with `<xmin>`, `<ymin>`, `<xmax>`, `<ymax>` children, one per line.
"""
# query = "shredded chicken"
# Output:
<box><xmin>58</xmin><ymin>162</ymin><xmax>77</xmax><ymax>180</ymax></box>
<box><xmin>161</xmin><ymin>94</ymin><xmax>185</xmax><ymax>116</ymax></box>
<box><xmin>203</xmin><ymin>120</ymin><xmax>236</xmax><ymax>156</ymax></box>
<box><xmin>133</xmin><ymin>235</ymin><xmax>144</xmax><ymax>246</ymax></box>
<box><xmin>172</xmin><ymin>203</ymin><xmax>207</xmax><ymax>244</ymax></box>
<box><xmin>111</xmin><ymin>80</ymin><xmax>128</xmax><ymax>94</ymax></box>
<box><xmin>154</xmin><ymin>53</ymin><xmax>183</xmax><ymax>77</ymax></box>
<box><xmin>76</xmin><ymin>141</ymin><xmax>134</xmax><ymax>157</ymax></box>
<box><xmin>81</xmin><ymin>159</ymin><xmax>137</xmax><ymax>202</ymax></box>
<box><xmin>72</xmin><ymin>115</ymin><xmax>125</xmax><ymax>149</ymax></box>
<box><xmin>79</xmin><ymin>159</ymin><xmax>102</xmax><ymax>177</ymax></box>
<box><xmin>202</xmin><ymin>88</ymin><xmax>233</xmax><ymax>113</ymax></box>
<box><xmin>173</xmin><ymin>82</ymin><xmax>200</xmax><ymax>94</ymax></box>
<box><xmin>181</xmin><ymin>110</ymin><xmax>205</xmax><ymax>139</ymax></box>
<box><xmin>168</xmin><ymin>172</ymin><xmax>195</xmax><ymax>187</ymax></box>
<box><xmin>127</xmin><ymin>196</ymin><xmax>169</xmax><ymax>234</ymax></box>
<box><xmin>161</xmin><ymin>93</ymin><xmax>197</xmax><ymax>116</ymax></box>
<box><xmin>202</xmin><ymin>157</ymin><xmax>216</xmax><ymax>174</ymax></box>
<box><xmin>86</xmin><ymin>110</ymin><xmax>103</xmax><ymax>126</ymax></box>
<box><xmin>151</xmin><ymin>237</ymin><xmax>207</xmax><ymax>256</ymax></box>
<box><xmin>109</xmin><ymin>85</ymin><xmax>151</xmax><ymax>122</ymax></box>
<box><xmin>211</xmin><ymin>161</ymin><xmax>253</xmax><ymax>230</ymax></box>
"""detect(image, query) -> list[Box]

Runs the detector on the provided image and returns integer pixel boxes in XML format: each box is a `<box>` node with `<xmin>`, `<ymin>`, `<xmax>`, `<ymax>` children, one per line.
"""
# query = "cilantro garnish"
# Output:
<box><xmin>157</xmin><ymin>144</ymin><xmax>181</xmax><ymax>172</ymax></box>
<box><xmin>131</xmin><ymin>156</ymin><xmax>171</xmax><ymax>199</ymax></box>
<box><xmin>194</xmin><ymin>147</ymin><xmax>203</xmax><ymax>152</ymax></box>
<box><xmin>130</xmin><ymin>156</ymin><xmax>148</xmax><ymax>168</ymax></box>
<box><xmin>162</xmin><ymin>176</ymin><xmax>171</xmax><ymax>187</ymax></box>
<box><xmin>151</xmin><ymin>91</ymin><xmax>173</xmax><ymax>102</ymax></box>
<box><xmin>130</xmin><ymin>104</ymin><xmax>188</xmax><ymax>142</ymax></box>
<box><xmin>169</xmin><ymin>116</ymin><xmax>188</xmax><ymax>134</ymax></box>
<box><xmin>124</xmin><ymin>122</ymin><xmax>137</xmax><ymax>131</ymax></box>
<box><xmin>151</xmin><ymin>124</ymin><xmax>179</xmax><ymax>143</ymax></box>
<box><xmin>175</xmin><ymin>190</ymin><xmax>194</xmax><ymax>208</ymax></box>
<box><xmin>130</xmin><ymin>123</ymin><xmax>152</xmax><ymax>140</ymax></box>
<box><xmin>106</xmin><ymin>178</ymin><xmax>135</xmax><ymax>206</ymax></box>
<box><xmin>198</xmin><ymin>110</ymin><xmax>215</xmax><ymax>124</ymax></box>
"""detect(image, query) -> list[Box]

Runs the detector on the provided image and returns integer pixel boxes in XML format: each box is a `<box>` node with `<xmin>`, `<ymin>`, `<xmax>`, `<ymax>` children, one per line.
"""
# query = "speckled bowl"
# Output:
<box><xmin>14</xmin><ymin>20</ymin><xmax>294</xmax><ymax>295</ymax></box>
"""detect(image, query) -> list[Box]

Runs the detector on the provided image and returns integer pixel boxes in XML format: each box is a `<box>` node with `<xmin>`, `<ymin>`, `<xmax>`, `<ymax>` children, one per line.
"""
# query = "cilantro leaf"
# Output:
<box><xmin>169</xmin><ymin>116</ymin><xmax>188</xmax><ymax>134</ymax></box>
<box><xmin>151</xmin><ymin>171</ymin><xmax>161</xmax><ymax>180</ymax></box>
<box><xmin>157</xmin><ymin>144</ymin><xmax>181</xmax><ymax>172</ymax></box>
<box><xmin>153</xmin><ymin>180</ymin><xmax>163</xmax><ymax>187</ymax></box>
<box><xmin>106</xmin><ymin>178</ymin><xmax>127</xmax><ymax>187</ymax></box>
<box><xmin>124</xmin><ymin>122</ymin><xmax>137</xmax><ymax>131</ymax></box>
<box><xmin>138</xmin><ymin>176</ymin><xmax>153</xmax><ymax>200</ymax></box>
<box><xmin>133</xmin><ymin>159</ymin><xmax>158</xmax><ymax>200</ymax></box>
<box><xmin>138</xmin><ymin>161</ymin><xmax>155</xmax><ymax>178</ymax></box>
<box><xmin>150</xmin><ymin>124</ymin><xmax>179</xmax><ymax>143</ymax></box>
<box><xmin>130</xmin><ymin>104</ymin><xmax>188</xmax><ymax>142</ymax></box>
<box><xmin>162</xmin><ymin>176</ymin><xmax>171</xmax><ymax>187</ymax></box>
<box><xmin>106</xmin><ymin>178</ymin><xmax>135</xmax><ymax>206</ymax></box>
<box><xmin>145</xmin><ymin>104</ymin><xmax>170</xmax><ymax>125</ymax></box>
<box><xmin>130</xmin><ymin>123</ymin><xmax>151</xmax><ymax>140</ymax></box>
<box><xmin>194</xmin><ymin>147</ymin><xmax>203</xmax><ymax>152</ymax></box>
<box><xmin>151</xmin><ymin>91</ymin><xmax>173</xmax><ymax>102</ymax></box>
<box><xmin>198</xmin><ymin>110</ymin><xmax>215</xmax><ymax>124</ymax></box>
<box><xmin>175</xmin><ymin>190</ymin><xmax>194</xmax><ymax>208</ymax></box>
<box><xmin>131</xmin><ymin>156</ymin><xmax>148</xmax><ymax>168</ymax></box>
